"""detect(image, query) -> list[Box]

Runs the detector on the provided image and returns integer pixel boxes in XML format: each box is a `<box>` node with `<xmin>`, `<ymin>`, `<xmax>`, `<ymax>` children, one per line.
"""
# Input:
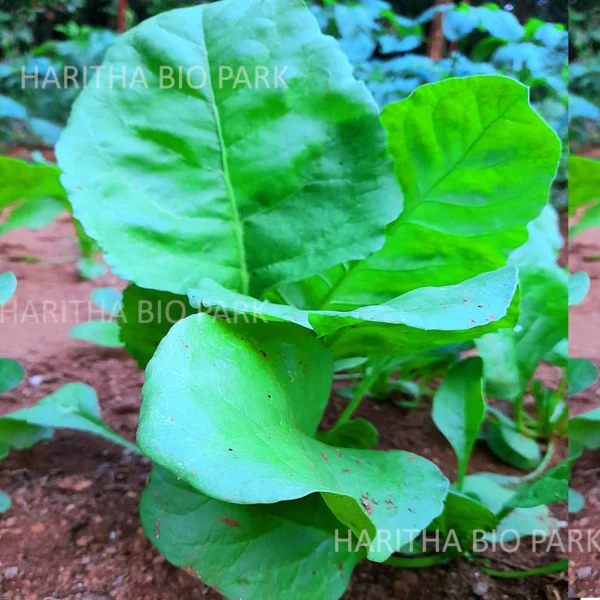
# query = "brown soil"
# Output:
<box><xmin>569</xmin><ymin>227</ymin><xmax>600</xmax><ymax>599</ymax></box>
<box><xmin>0</xmin><ymin>215</ymin><xmax>574</xmax><ymax>600</ymax></box>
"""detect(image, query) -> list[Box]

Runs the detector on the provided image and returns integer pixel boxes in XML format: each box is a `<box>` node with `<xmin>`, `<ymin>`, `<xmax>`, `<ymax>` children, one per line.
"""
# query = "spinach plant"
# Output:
<box><xmin>427</xmin><ymin>356</ymin><xmax>567</xmax><ymax>575</ymax></box>
<box><xmin>0</xmin><ymin>156</ymin><xmax>105</xmax><ymax>278</ymax></box>
<box><xmin>0</xmin><ymin>273</ymin><xmax>135</xmax><ymax>513</ymax></box>
<box><xmin>55</xmin><ymin>0</ymin><xmax>560</xmax><ymax>596</ymax></box>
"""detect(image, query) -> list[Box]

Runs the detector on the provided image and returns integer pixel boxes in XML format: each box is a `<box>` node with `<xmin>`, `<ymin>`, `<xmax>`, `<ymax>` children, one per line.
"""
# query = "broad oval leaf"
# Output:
<box><xmin>141</xmin><ymin>466</ymin><xmax>363</xmax><ymax>600</ymax></box>
<box><xmin>138</xmin><ymin>315</ymin><xmax>449</xmax><ymax>561</ymax></box>
<box><xmin>280</xmin><ymin>75</ymin><xmax>560</xmax><ymax>310</ymax></box>
<box><xmin>56</xmin><ymin>0</ymin><xmax>402</xmax><ymax>297</ymax></box>
<box><xmin>118</xmin><ymin>284</ymin><xmax>195</xmax><ymax>369</ymax></box>
<box><xmin>189</xmin><ymin>266</ymin><xmax>519</xmax><ymax>359</ymax></box>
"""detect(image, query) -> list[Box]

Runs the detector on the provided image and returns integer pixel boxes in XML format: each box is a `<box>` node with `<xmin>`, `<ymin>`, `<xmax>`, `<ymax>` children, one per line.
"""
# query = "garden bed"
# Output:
<box><xmin>0</xmin><ymin>215</ymin><xmax>571</xmax><ymax>599</ymax></box>
<box><xmin>569</xmin><ymin>227</ymin><xmax>600</xmax><ymax>599</ymax></box>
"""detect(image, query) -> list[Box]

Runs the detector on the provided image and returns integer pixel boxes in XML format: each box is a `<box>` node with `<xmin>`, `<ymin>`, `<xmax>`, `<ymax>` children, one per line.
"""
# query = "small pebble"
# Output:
<box><xmin>28</xmin><ymin>375</ymin><xmax>44</xmax><ymax>387</ymax></box>
<box><xmin>3</xmin><ymin>566</ymin><xmax>19</xmax><ymax>580</ymax></box>
<box><xmin>577</xmin><ymin>565</ymin><xmax>593</xmax><ymax>579</ymax></box>
<box><xmin>472</xmin><ymin>578</ymin><xmax>489</xmax><ymax>596</ymax></box>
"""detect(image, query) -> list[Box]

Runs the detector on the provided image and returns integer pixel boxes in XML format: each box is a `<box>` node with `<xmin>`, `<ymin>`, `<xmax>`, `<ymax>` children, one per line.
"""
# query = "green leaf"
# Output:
<box><xmin>0</xmin><ymin>358</ymin><xmax>25</xmax><ymax>395</ymax></box>
<box><xmin>138</xmin><ymin>315</ymin><xmax>448</xmax><ymax>562</ymax></box>
<box><xmin>462</xmin><ymin>473</ymin><xmax>558</xmax><ymax>541</ymax></box>
<box><xmin>569</xmin><ymin>156</ymin><xmax>600</xmax><ymax>214</ymax></box>
<box><xmin>56</xmin><ymin>0</ymin><xmax>402</xmax><ymax>298</ymax></box>
<box><xmin>477</xmin><ymin>207</ymin><xmax>567</xmax><ymax>400</ymax></box>
<box><xmin>486</xmin><ymin>418</ymin><xmax>541</xmax><ymax>470</ymax></box>
<box><xmin>317</xmin><ymin>419</ymin><xmax>378</xmax><ymax>450</ymax></box>
<box><xmin>500</xmin><ymin>460</ymin><xmax>569</xmax><ymax>514</ymax></box>
<box><xmin>570</xmin><ymin>408</ymin><xmax>600</xmax><ymax>451</ymax></box>
<box><xmin>280</xmin><ymin>75</ymin><xmax>560</xmax><ymax>310</ymax></box>
<box><xmin>0</xmin><ymin>419</ymin><xmax>53</xmax><ymax>457</ymax></box>
<box><xmin>0</xmin><ymin>157</ymin><xmax>66</xmax><ymax>210</ymax></box>
<box><xmin>0</xmin><ymin>271</ymin><xmax>17</xmax><ymax>304</ymax></box>
<box><xmin>91</xmin><ymin>288</ymin><xmax>122</xmax><ymax>316</ymax></box>
<box><xmin>1</xmin><ymin>383</ymin><xmax>137</xmax><ymax>452</ymax></box>
<box><xmin>0</xmin><ymin>196</ymin><xmax>64</xmax><ymax>236</ymax></box>
<box><xmin>0</xmin><ymin>490</ymin><xmax>11</xmax><ymax>513</ymax></box>
<box><xmin>568</xmin><ymin>488</ymin><xmax>585</xmax><ymax>514</ymax></box>
<box><xmin>568</xmin><ymin>358</ymin><xmax>598</xmax><ymax>396</ymax></box>
<box><xmin>76</xmin><ymin>257</ymin><xmax>107</xmax><ymax>280</ymax></box>
<box><xmin>189</xmin><ymin>266</ymin><xmax>519</xmax><ymax>359</ymax></box>
<box><xmin>118</xmin><ymin>284</ymin><xmax>195</xmax><ymax>369</ymax></box>
<box><xmin>569</xmin><ymin>156</ymin><xmax>600</xmax><ymax>237</ymax></box>
<box><xmin>428</xmin><ymin>490</ymin><xmax>499</xmax><ymax>549</ymax></box>
<box><xmin>432</xmin><ymin>358</ymin><xmax>485</xmax><ymax>488</ymax></box>
<box><xmin>69</xmin><ymin>321</ymin><xmax>124</xmax><ymax>348</ymax></box>
<box><xmin>141</xmin><ymin>466</ymin><xmax>363</xmax><ymax>600</ymax></box>
<box><xmin>569</xmin><ymin>271</ymin><xmax>590</xmax><ymax>306</ymax></box>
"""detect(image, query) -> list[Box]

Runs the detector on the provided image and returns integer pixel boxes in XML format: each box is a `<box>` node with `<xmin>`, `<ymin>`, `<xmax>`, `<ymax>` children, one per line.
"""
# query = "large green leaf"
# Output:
<box><xmin>138</xmin><ymin>315</ymin><xmax>448</xmax><ymax>562</ymax></box>
<box><xmin>0</xmin><ymin>157</ymin><xmax>66</xmax><ymax>210</ymax></box>
<box><xmin>432</xmin><ymin>358</ymin><xmax>485</xmax><ymax>488</ymax></box>
<box><xmin>118</xmin><ymin>284</ymin><xmax>195</xmax><ymax>368</ymax></box>
<box><xmin>56</xmin><ymin>0</ymin><xmax>401</xmax><ymax>298</ymax></box>
<box><xmin>189</xmin><ymin>267</ymin><xmax>519</xmax><ymax>359</ymax></box>
<box><xmin>141</xmin><ymin>466</ymin><xmax>363</xmax><ymax>600</ymax></box>
<box><xmin>569</xmin><ymin>156</ymin><xmax>600</xmax><ymax>214</ymax></box>
<box><xmin>2</xmin><ymin>383</ymin><xmax>137</xmax><ymax>451</ymax></box>
<box><xmin>569</xmin><ymin>156</ymin><xmax>600</xmax><ymax>236</ymax></box>
<box><xmin>476</xmin><ymin>206</ymin><xmax>567</xmax><ymax>399</ymax></box>
<box><xmin>279</xmin><ymin>75</ymin><xmax>560</xmax><ymax>310</ymax></box>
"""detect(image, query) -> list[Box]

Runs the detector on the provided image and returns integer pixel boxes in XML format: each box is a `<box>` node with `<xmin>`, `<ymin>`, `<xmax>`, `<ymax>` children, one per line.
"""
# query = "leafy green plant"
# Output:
<box><xmin>0</xmin><ymin>23</ymin><xmax>116</xmax><ymax>147</ymax></box>
<box><xmin>0</xmin><ymin>273</ymin><xmax>134</xmax><ymax>512</ymax></box>
<box><xmin>69</xmin><ymin>287</ymin><xmax>124</xmax><ymax>347</ymax></box>
<box><xmin>569</xmin><ymin>155</ymin><xmax>600</xmax><ymax>237</ymax></box>
<box><xmin>0</xmin><ymin>155</ymin><xmax>105</xmax><ymax>278</ymax></box>
<box><xmin>54</xmin><ymin>0</ymin><xmax>561</xmax><ymax>596</ymax></box>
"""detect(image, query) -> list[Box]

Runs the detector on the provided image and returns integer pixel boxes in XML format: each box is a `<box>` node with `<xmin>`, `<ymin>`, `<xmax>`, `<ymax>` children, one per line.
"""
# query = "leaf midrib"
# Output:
<box><xmin>201</xmin><ymin>13</ymin><xmax>249</xmax><ymax>295</ymax></box>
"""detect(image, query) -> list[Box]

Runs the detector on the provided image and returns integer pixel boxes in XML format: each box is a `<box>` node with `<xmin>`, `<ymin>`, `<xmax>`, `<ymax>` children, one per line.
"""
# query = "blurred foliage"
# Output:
<box><xmin>0</xmin><ymin>23</ymin><xmax>115</xmax><ymax>147</ymax></box>
<box><xmin>311</xmin><ymin>0</ymin><xmax>568</xmax><ymax>204</ymax></box>
<box><xmin>0</xmin><ymin>0</ymin><xmax>581</xmax><ymax>194</ymax></box>
<box><xmin>569</xmin><ymin>6</ymin><xmax>600</xmax><ymax>150</ymax></box>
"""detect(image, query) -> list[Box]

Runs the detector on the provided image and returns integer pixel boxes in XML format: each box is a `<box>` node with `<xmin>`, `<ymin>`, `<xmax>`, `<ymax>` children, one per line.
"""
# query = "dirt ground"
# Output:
<box><xmin>0</xmin><ymin>213</ymin><xmax>580</xmax><ymax>600</ymax></box>
<box><xmin>569</xmin><ymin>227</ymin><xmax>600</xmax><ymax>599</ymax></box>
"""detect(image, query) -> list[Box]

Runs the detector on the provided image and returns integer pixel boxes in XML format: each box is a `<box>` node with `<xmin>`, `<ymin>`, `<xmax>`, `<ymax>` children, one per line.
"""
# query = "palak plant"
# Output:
<box><xmin>0</xmin><ymin>272</ymin><xmax>135</xmax><ymax>513</ymax></box>
<box><xmin>55</xmin><ymin>0</ymin><xmax>561</xmax><ymax>596</ymax></box>
<box><xmin>0</xmin><ymin>156</ymin><xmax>106</xmax><ymax>278</ymax></box>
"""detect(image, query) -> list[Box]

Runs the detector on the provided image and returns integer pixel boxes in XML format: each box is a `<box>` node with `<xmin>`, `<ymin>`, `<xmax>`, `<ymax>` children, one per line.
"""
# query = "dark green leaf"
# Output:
<box><xmin>432</xmin><ymin>358</ymin><xmax>485</xmax><ymax>488</ymax></box>
<box><xmin>190</xmin><ymin>267</ymin><xmax>519</xmax><ymax>359</ymax></box>
<box><xmin>317</xmin><ymin>419</ymin><xmax>378</xmax><ymax>450</ymax></box>
<box><xmin>138</xmin><ymin>315</ymin><xmax>448</xmax><ymax>561</ymax></box>
<box><xmin>56</xmin><ymin>0</ymin><xmax>402</xmax><ymax>297</ymax></box>
<box><xmin>141</xmin><ymin>466</ymin><xmax>363</xmax><ymax>600</ymax></box>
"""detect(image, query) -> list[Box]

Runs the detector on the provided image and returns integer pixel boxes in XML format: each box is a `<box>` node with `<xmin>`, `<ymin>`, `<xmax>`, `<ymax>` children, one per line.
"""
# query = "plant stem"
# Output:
<box><xmin>334</xmin><ymin>372</ymin><xmax>374</xmax><ymax>427</ymax></box>
<box><xmin>384</xmin><ymin>554</ymin><xmax>452</xmax><ymax>568</ymax></box>
<box><xmin>478</xmin><ymin>558</ymin><xmax>567</xmax><ymax>579</ymax></box>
